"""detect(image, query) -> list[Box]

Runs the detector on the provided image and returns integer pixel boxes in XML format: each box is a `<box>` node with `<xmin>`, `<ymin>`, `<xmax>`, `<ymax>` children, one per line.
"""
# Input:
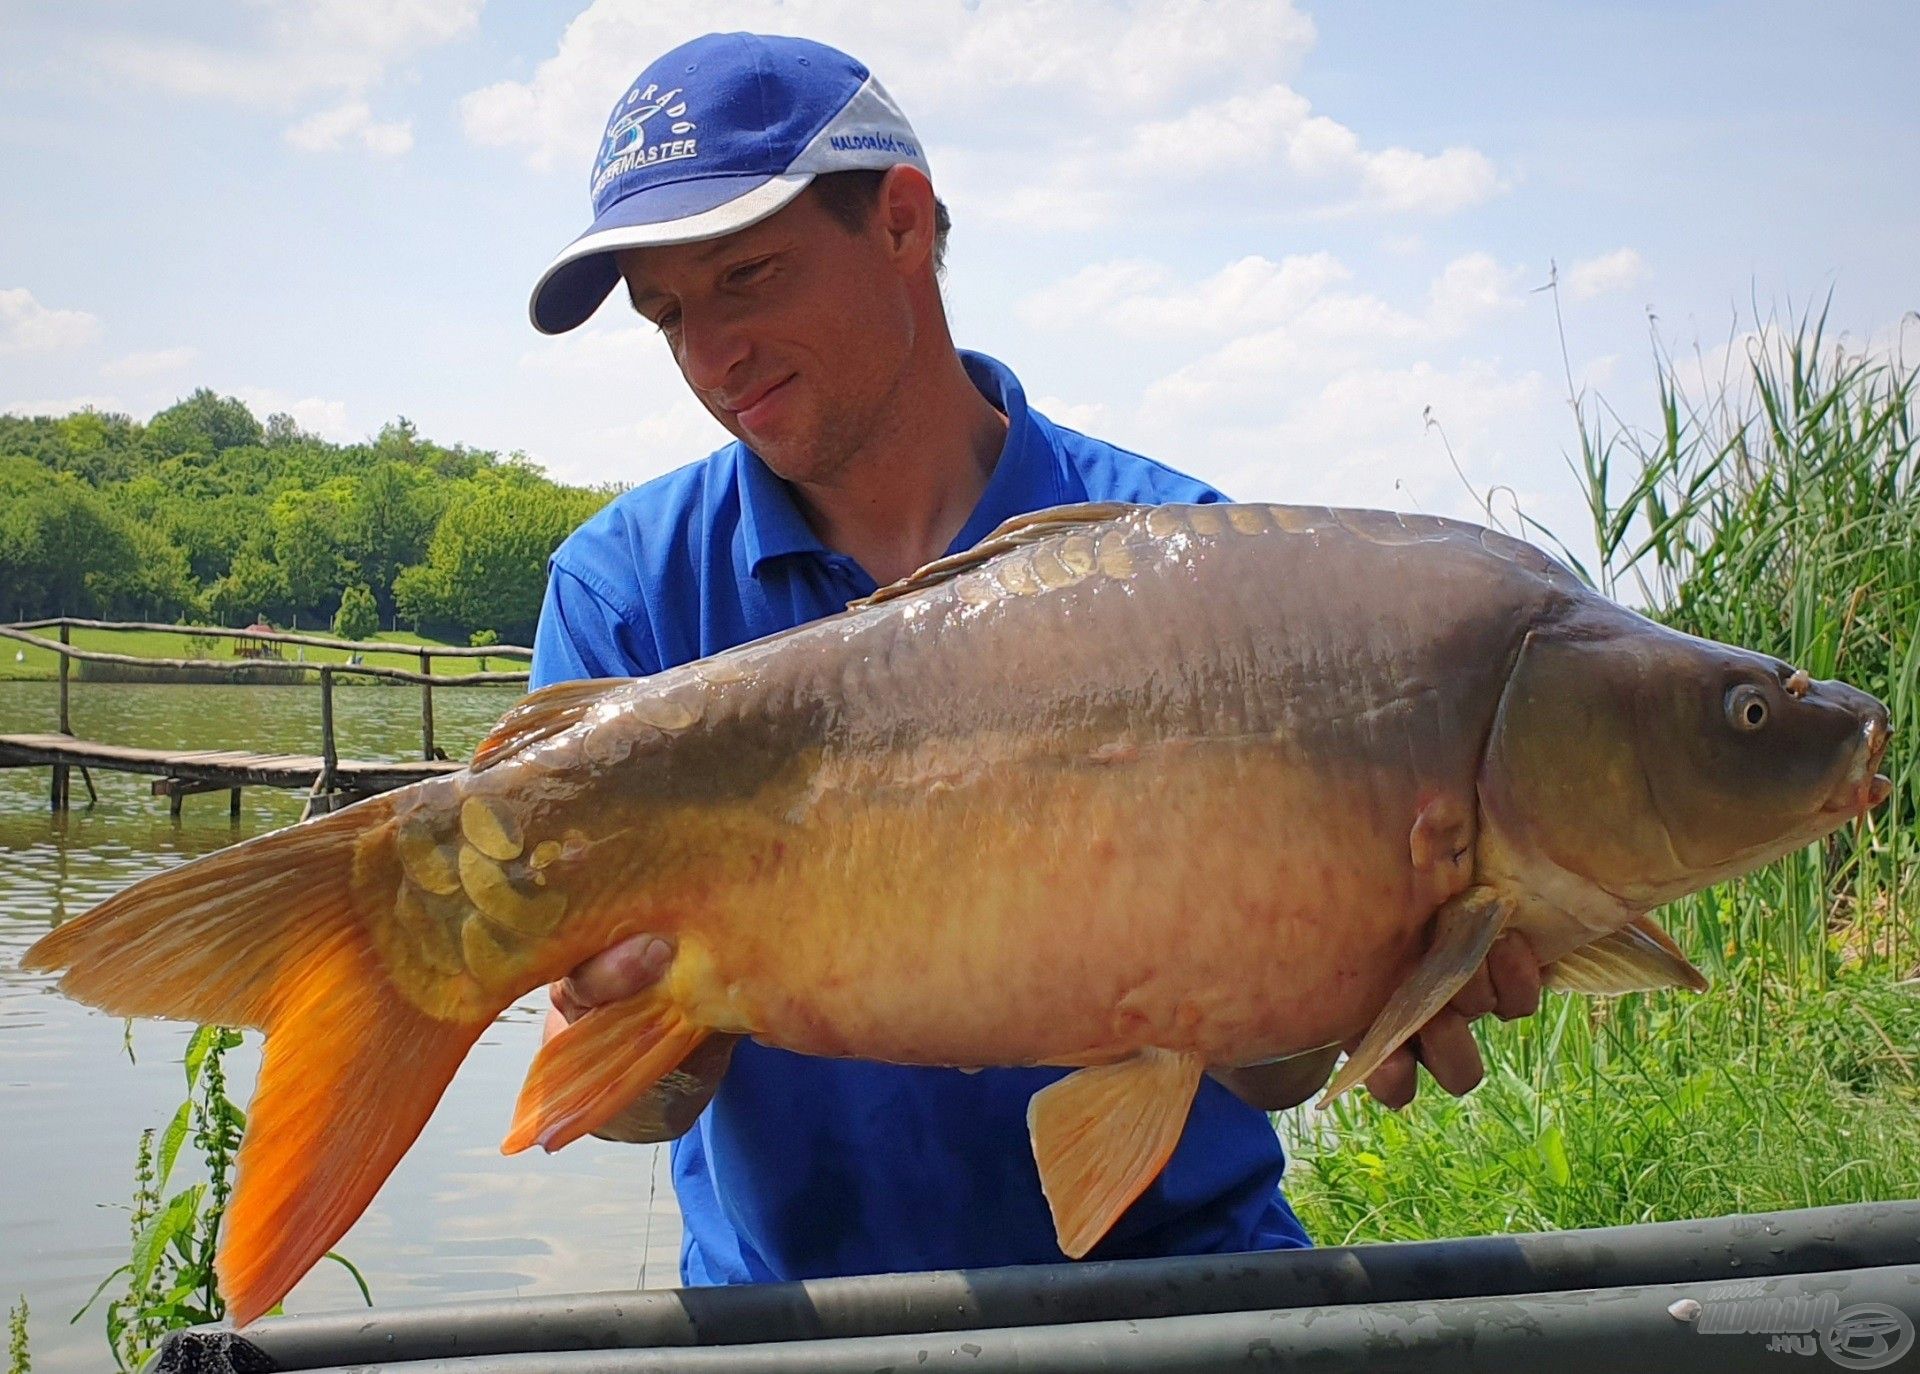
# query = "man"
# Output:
<box><xmin>528</xmin><ymin>32</ymin><xmax>1541</xmax><ymax>1286</ymax></box>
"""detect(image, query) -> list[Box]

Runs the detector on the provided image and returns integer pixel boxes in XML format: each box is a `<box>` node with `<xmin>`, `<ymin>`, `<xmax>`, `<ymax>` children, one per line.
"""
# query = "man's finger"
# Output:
<box><xmin>1486</xmin><ymin>931</ymin><xmax>1543</xmax><ymax>1021</ymax></box>
<box><xmin>1411</xmin><ymin>1010</ymin><xmax>1485</xmax><ymax>1097</ymax></box>
<box><xmin>1362</xmin><ymin>1043</ymin><xmax>1418</xmax><ymax>1111</ymax></box>
<box><xmin>562</xmin><ymin>934</ymin><xmax>674</xmax><ymax>1011</ymax></box>
<box><xmin>1448</xmin><ymin>959</ymin><xmax>1497</xmax><ymax>1019</ymax></box>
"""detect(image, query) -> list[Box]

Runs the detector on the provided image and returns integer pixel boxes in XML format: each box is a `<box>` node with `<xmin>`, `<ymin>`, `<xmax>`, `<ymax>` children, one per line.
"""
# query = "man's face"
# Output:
<box><xmin>616</xmin><ymin>186</ymin><xmax>917</xmax><ymax>485</ymax></box>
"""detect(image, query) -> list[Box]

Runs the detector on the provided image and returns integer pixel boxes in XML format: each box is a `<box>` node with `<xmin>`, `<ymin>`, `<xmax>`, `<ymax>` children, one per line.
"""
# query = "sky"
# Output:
<box><xmin>3</xmin><ymin>0</ymin><xmax>1917</xmax><ymax>562</ymax></box>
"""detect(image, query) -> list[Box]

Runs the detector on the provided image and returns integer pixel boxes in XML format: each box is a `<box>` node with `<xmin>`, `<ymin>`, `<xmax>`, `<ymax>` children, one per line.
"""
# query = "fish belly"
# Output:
<box><xmin>672</xmin><ymin>740</ymin><xmax>1433</xmax><ymax>1071</ymax></box>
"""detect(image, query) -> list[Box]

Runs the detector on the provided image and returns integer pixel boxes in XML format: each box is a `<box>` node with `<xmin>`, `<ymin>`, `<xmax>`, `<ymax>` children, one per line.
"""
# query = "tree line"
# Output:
<box><xmin>0</xmin><ymin>390</ymin><xmax>618</xmax><ymax>645</ymax></box>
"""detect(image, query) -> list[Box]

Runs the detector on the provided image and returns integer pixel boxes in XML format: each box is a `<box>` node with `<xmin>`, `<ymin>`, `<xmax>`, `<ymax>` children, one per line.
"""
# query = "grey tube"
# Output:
<box><xmin>159</xmin><ymin>1199</ymin><xmax>1920</xmax><ymax>1371</ymax></box>
<box><xmin>277</xmin><ymin>1265</ymin><xmax>1920</xmax><ymax>1373</ymax></box>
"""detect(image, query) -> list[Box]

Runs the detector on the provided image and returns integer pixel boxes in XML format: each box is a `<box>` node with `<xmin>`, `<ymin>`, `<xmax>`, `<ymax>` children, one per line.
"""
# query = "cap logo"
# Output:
<box><xmin>593</xmin><ymin>82</ymin><xmax>700</xmax><ymax>200</ymax></box>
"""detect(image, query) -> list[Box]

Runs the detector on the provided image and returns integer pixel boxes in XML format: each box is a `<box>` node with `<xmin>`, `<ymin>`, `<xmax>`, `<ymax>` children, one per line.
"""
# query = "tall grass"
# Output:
<box><xmin>1287</xmin><ymin>307</ymin><xmax>1920</xmax><ymax>1242</ymax></box>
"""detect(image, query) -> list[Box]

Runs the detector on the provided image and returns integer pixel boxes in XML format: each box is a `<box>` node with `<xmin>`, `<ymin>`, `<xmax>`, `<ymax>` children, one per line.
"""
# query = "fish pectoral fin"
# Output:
<box><xmin>471</xmin><ymin>676</ymin><xmax>640</xmax><ymax>772</ymax></box>
<box><xmin>1545</xmin><ymin>915</ymin><xmax>1710</xmax><ymax>995</ymax></box>
<box><xmin>1319</xmin><ymin>886</ymin><xmax>1515</xmax><ymax>1106</ymax></box>
<box><xmin>502</xmin><ymin>987</ymin><xmax>710</xmax><ymax>1155</ymax></box>
<box><xmin>853</xmin><ymin>502</ymin><xmax>1140</xmax><ymax>608</ymax></box>
<box><xmin>1027</xmin><ymin>1048</ymin><xmax>1205</xmax><ymax>1259</ymax></box>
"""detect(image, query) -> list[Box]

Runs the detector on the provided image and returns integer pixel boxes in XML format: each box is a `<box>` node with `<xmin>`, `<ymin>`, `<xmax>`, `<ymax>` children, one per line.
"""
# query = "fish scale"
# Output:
<box><xmin>22</xmin><ymin>501</ymin><xmax>1892</xmax><ymax>1325</ymax></box>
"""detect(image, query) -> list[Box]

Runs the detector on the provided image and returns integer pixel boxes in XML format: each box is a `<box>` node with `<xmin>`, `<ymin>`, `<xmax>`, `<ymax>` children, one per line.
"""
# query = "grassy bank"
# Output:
<box><xmin>1289</xmin><ymin>307</ymin><xmax>1920</xmax><ymax>1242</ymax></box>
<box><xmin>0</xmin><ymin>626</ymin><xmax>508</xmax><ymax>684</ymax></box>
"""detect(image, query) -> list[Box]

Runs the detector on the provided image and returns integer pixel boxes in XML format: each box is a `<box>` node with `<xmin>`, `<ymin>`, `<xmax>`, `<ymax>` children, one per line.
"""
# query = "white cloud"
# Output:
<box><xmin>0</xmin><ymin>287</ymin><xmax>100</xmax><ymax>354</ymax></box>
<box><xmin>99</xmin><ymin>0</ymin><xmax>478</xmax><ymax>152</ymax></box>
<box><xmin>1564</xmin><ymin>248</ymin><xmax>1649</xmax><ymax>302</ymax></box>
<box><xmin>1122</xmin><ymin>88</ymin><xmax>1500</xmax><ymax>215</ymax></box>
<box><xmin>230</xmin><ymin>387</ymin><xmax>355</xmax><ymax>441</ymax></box>
<box><xmin>101</xmin><ymin>346</ymin><xmax>200</xmax><ymax>380</ymax></box>
<box><xmin>285</xmin><ymin>101</ymin><xmax>414</xmax><ymax>156</ymax></box>
<box><xmin>1022</xmin><ymin>250</ymin><xmax>1520</xmax><ymax>355</ymax></box>
<box><xmin>459</xmin><ymin>1</ymin><xmax>1495</xmax><ymax>223</ymax></box>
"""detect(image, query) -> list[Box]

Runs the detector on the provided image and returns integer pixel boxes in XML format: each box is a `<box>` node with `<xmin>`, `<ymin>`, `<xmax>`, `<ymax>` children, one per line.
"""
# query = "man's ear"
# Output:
<box><xmin>876</xmin><ymin>165</ymin><xmax>938</xmax><ymax>276</ymax></box>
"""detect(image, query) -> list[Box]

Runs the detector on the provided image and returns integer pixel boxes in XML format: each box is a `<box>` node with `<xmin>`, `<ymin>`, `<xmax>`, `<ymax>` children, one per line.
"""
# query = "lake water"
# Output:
<box><xmin>0</xmin><ymin>681</ymin><xmax>685</xmax><ymax>1373</ymax></box>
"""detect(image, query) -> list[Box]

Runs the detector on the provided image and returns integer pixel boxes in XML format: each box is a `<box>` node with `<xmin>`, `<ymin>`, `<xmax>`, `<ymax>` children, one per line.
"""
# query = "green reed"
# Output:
<box><xmin>1289</xmin><ymin>304</ymin><xmax>1920</xmax><ymax>1242</ymax></box>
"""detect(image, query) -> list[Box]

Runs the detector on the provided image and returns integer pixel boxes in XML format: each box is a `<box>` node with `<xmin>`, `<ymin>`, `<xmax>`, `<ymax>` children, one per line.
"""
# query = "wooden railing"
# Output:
<box><xmin>1</xmin><ymin>620</ymin><xmax>533</xmax><ymax>810</ymax></box>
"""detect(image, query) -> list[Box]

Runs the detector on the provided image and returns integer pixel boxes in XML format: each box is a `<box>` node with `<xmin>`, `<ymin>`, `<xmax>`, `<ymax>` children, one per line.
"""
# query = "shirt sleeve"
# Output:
<box><xmin>530</xmin><ymin>563</ymin><xmax>661</xmax><ymax>690</ymax></box>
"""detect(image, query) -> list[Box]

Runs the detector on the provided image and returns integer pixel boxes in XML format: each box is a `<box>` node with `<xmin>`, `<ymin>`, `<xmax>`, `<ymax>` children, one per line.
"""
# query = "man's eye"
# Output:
<box><xmin>727</xmin><ymin>258</ymin><xmax>772</xmax><ymax>287</ymax></box>
<box><xmin>653</xmin><ymin>311</ymin><xmax>681</xmax><ymax>334</ymax></box>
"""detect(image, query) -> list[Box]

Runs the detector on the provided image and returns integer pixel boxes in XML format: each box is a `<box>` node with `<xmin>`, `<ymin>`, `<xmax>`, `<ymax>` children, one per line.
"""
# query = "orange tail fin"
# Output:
<box><xmin>21</xmin><ymin>791</ymin><xmax>505</xmax><ymax>1326</ymax></box>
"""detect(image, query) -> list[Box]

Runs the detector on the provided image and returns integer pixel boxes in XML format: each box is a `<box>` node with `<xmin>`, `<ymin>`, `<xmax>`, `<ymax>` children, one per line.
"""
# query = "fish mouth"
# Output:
<box><xmin>1824</xmin><ymin>711</ymin><xmax>1893</xmax><ymax>816</ymax></box>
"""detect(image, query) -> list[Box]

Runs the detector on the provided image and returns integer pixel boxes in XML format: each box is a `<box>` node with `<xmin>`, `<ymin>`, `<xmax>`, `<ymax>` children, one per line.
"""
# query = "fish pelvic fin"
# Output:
<box><xmin>1027</xmin><ymin>1048</ymin><xmax>1205</xmax><ymax>1259</ymax></box>
<box><xmin>1545</xmin><ymin>914</ymin><xmax>1709</xmax><ymax>995</ymax></box>
<box><xmin>471</xmin><ymin>676</ymin><xmax>638</xmax><ymax>772</ymax></box>
<box><xmin>1319</xmin><ymin>885</ymin><xmax>1514</xmax><ymax>1107</ymax></box>
<box><xmin>21</xmin><ymin>796</ymin><xmax>508</xmax><ymax>1326</ymax></box>
<box><xmin>503</xmin><ymin>985</ymin><xmax>711</xmax><ymax>1155</ymax></box>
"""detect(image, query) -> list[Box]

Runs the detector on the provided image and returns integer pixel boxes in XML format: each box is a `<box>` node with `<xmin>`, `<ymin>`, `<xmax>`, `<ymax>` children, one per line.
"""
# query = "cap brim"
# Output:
<box><xmin>528</xmin><ymin>172</ymin><xmax>815</xmax><ymax>335</ymax></box>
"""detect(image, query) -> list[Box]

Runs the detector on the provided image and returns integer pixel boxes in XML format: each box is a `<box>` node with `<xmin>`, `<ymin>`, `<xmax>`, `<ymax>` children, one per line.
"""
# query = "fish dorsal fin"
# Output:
<box><xmin>471</xmin><ymin>677</ymin><xmax>637</xmax><ymax>773</ymax></box>
<box><xmin>852</xmin><ymin>501</ymin><xmax>1141</xmax><ymax>609</ymax></box>
<box><xmin>1545</xmin><ymin>915</ymin><xmax>1710</xmax><ymax>995</ymax></box>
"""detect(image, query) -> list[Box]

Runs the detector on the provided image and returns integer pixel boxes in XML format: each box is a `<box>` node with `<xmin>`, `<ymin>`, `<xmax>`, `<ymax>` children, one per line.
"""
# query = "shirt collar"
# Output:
<box><xmin>737</xmin><ymin>349</ymin><xmax>1068</xmax><ymax>577</ymax></box>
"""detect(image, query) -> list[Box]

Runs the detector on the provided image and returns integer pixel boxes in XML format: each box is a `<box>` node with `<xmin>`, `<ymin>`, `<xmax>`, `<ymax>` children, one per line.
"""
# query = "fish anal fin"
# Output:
<box><xmin>1545</xmin><ymin>915</ymin><xmax>1709</xmax><ymax>995</ymax></box>
<box><xmin>1027</xmin><ymin>1048</ymin><xmax>1204</xmax><ymax>1259</ymax></box>
<box><xmin>471</xmin><ymin>677</ymin><xmax>637</xmax><ymax>772</ymax></box>
<box><xmin>853</xmin><ymin>502</ymin><xmax>1140</xmax><ymax>608</ymax></box>
<box><xmin>1319</xmin><ymin>886</ymin><xmax>1514</xmax><ymax>1106</ymax></box>
<box><xmin>503</xmin><ymin>987</ymin><xmax>710</xmax><ymax>1155</ymax></box>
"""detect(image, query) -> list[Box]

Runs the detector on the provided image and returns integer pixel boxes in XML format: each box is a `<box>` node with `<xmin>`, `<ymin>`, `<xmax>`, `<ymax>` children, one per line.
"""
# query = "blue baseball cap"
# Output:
<box><xmin>529</xmin><ymin>32</ymin><xmax>932</xmax><ymax>335</ymax></box>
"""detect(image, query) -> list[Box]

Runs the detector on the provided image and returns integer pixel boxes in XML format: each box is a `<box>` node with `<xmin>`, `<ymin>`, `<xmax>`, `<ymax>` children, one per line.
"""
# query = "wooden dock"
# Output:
<box><xmin>1</xmin><ymin>617</ymin><xmax>528</xmax><ymax>819</ymax></box>
<box><xmin>0</xmin><ymin>732</ymin><xmax>464</xmax><ymax>817</ymax></box>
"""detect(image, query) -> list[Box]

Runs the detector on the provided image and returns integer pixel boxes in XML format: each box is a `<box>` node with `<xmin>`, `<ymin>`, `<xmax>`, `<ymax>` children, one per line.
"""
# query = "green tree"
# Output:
<box><xmin>396</xmin><ymin>480</ymin><xmax>608</xmax><ymax>641</ymax></box>
<box><xmin>201</xmin><ymin>547</ymin><xmax>289</xmax><ymax>626</ymax></box>
<box><xmin>145</xmin><ymin>389</ymin><xmax>263</xmax><ymax>457</ymax></box>
<box><xmin>270</xmin><ymin>484</ymin><xmax>354</xmax><ymax>620</ymax></box>
<box><xmin>332</xmin><ymin>583</ymin><xmax>378</xmax><ymax>642</ymax></box>
<box><xmin>343</xmin><ymin>463</ymin><xmax>439</xmax><ymax>623</ymax></box>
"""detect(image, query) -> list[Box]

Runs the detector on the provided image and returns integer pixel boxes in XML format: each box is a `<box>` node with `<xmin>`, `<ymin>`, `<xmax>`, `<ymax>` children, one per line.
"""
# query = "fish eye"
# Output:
<box><xmin>1726</xmin><ymin>683</ymin><xmax>1769</xmax><ymax>732</ymax></box>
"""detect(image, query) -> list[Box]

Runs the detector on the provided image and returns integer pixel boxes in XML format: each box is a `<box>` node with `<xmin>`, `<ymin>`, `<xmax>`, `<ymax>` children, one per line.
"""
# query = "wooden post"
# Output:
<box><xmin>229</xmin><ymin>787</ymin><xmax>242</xmax><ymax>822</ymax></box>
<box><xmin>319</xmin><ymin>665</ymin><xmax>337</xmax><ymax>806</ymax></box>
<box><xmin>56</xmin><ymin>621</ymin><xmax>71</xmax><ymax>733</ymax></box>
<box><xmin>420</xmin><ymin>650</ymin><xmax>435</xmax><ymax>761</ymax></box>
<box><xmin>52</xmin><ymin>620</ymin><xmax>71</xmax><ymax>811</ymax></box>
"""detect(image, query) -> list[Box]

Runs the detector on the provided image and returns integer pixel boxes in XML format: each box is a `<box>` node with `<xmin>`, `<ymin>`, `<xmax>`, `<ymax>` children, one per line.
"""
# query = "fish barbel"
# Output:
<box><xmin>23</xmin><ymin>501</ymin><xmax>1892</xmax><ymax>1323</ymax></box>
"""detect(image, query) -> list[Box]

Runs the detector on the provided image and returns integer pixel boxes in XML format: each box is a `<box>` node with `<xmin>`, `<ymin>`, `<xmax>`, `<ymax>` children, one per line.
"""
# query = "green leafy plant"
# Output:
<box><xmin>78</xmin><ymin>1027</ymin><xmax>371</xmax><ymax>1370</ymax></box>
<box><xmin>7</xmin><ymin>1296</ymin><xmax>28</xmax><ymax>1374</ymax></box>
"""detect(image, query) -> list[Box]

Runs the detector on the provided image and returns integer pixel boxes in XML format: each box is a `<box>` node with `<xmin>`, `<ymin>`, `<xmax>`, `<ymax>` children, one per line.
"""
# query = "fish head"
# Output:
<box><xmin>1484</xmin><ymin>612</ymin><xmax>1892</xmax><ymax>908</ymax></box>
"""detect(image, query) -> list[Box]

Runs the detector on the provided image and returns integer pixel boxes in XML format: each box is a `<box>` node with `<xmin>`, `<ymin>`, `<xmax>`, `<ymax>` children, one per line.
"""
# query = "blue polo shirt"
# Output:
<box><xmin>531</xmin><ymin>351</ymin><xmax>1312</xmax><ymax>1285</ymax></box>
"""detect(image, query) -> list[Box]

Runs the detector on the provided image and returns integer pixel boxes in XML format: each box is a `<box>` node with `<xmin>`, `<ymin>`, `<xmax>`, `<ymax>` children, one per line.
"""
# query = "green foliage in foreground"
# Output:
<box><xmin>1</xmin><ymin>393</ymin><xmax>618</xmax><ymax>643</ymax></box>
<box><xmin>77</xmin><ymin>1027</ymin><xmax>370</xmax><ymax>1369</ymax></box>
<box><xmin>1287</xmin><ymin>968</ymin><xmax>1920</xmax><ymax>1243</ymax></box>
<box><xmin>1293</xmin><ymin>303</ymin><xmax>1920</xmax><ymax>1243</ymax></box>
<box><xmin>7</xmin><ymin>1296</ymin><xmax>27</xmax><ymax>1374</ymax></box>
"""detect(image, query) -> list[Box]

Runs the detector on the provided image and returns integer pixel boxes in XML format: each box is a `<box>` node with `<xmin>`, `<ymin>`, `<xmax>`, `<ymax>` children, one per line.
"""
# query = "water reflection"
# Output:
<box><xmin>0</xmin><ymin>682</ymin><xmax>681</xmax><ymax>1374</ymax></box>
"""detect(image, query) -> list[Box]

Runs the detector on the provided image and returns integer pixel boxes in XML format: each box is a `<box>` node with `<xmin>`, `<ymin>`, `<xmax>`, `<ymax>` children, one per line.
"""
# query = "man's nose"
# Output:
<box><xmin>675</xmin><ymin>305</ymin><xmax>751</xmax><ymax>395</ymax></box>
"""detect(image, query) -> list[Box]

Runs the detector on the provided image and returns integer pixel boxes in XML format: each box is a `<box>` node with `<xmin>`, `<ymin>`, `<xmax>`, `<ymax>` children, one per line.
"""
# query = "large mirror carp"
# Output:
<box><xmin>24</xmin><ymin>501</ymin><xmax>1893</xmax><ymax>1324</ymax></box>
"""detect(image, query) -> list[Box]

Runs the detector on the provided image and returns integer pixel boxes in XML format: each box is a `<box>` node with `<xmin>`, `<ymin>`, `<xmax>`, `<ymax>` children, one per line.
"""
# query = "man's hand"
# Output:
<box><xmin>1218</xmin><ymin>930</ymin><xmax>1544</xmax><ymax>1112</ymax></box>
<box><xmin>544</xmin><ymin>934</ymin><xmax>741</xmax><ymax>1144</ymax></box>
